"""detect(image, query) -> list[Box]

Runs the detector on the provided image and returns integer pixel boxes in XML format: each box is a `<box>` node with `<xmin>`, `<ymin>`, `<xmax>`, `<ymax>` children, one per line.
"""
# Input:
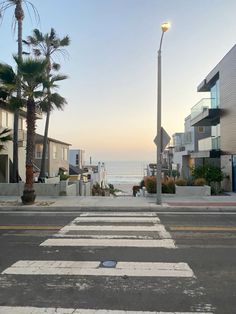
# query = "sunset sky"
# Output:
<box><xmin>1</xmin><ymin>0</ymin><xmax>236</xmax><ymax>161</ymax></box>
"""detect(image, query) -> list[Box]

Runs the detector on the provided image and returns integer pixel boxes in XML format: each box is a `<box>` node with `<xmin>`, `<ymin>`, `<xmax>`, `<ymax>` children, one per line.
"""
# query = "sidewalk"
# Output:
<box><xmin>0</xmin><ymin>193</ymin><xmax>236</xmax><ymax>211</ymax></box>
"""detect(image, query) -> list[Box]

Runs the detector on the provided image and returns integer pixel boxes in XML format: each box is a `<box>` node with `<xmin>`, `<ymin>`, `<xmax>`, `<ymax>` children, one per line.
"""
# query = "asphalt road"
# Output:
<box><xmin>0</xmin><ymin>209</ymin><xmax>235</xmax><ymax>314</ymax></box>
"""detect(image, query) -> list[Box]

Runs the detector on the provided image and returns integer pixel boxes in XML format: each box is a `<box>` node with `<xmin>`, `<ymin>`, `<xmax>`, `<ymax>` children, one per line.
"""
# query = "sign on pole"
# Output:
<box><xmin>153</xmin><ymin>127</ymin><xmax>171</xmax><ymax>152</ymax></box>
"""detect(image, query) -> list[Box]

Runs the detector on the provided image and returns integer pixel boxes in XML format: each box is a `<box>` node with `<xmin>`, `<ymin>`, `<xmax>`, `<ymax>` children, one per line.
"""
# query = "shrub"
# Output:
<box><xmin>162</xmin><ymin>178</ymin><xmax>175</xmax><ymax>194</ymax></box>
<box><xmin>175</xmin><ymin>178</ymin><xmax>187</xmax><ymax>186</ymax></box>
<box><xmin>194</xmin><ymin>178</ymin><xmax>206</xmax><ymax>186</ymax></box>
<box><xmin>144</xmin><ymin>176</ymin><xmax>156</xmax><ymax>193</ymax></box>
<box><xmin>192</xmin><ymin>164</ymin><xmax>224</xmax><ymax>185</ymax></box>
<box><xmin>60</xmin><ymin>174</ymin><xmax>69</xmax><ymax>181</ymax></box>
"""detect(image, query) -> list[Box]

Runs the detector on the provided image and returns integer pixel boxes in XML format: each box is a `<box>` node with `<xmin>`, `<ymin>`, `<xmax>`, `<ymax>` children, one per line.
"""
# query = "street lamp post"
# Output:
<box><xmin>156</xmin><ymin>22</ymin><xmax>170</xmax><ymax>205</ymax></box>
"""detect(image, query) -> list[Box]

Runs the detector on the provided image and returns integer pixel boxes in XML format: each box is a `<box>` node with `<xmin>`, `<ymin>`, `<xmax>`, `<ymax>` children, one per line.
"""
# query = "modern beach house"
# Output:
<box><xmin>190</xmin><ymin>44</ymin><xmax>236</xmax><ymax>191</ymax></box>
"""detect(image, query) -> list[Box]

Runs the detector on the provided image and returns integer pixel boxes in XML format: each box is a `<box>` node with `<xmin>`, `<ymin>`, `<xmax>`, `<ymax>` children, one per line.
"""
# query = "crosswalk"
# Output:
<box><xmin>0</xmin><ymin>211</ymin><xmax>214</xmax><ymax>313</ymax></box>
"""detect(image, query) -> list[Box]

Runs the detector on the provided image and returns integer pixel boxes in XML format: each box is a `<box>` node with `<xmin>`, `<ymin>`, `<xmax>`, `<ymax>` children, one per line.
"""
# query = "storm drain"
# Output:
<box><xmin>99</xmin><ymin>260</ymin><xmax>117</xmax><ymax>268</ymax></box>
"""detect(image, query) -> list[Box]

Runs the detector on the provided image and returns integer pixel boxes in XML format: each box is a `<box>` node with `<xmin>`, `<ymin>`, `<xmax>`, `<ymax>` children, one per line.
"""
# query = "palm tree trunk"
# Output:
<box><xmin>39</xmin><ymin>64</ymin><xmax>51</xmax><ymax>181</ymax></box>
<box><xmin>21</xmin><ymin>98</ymin><xmax>36</xmax><ymax>204</ymax></box>
<box><xmin>13</xmin><ymin>0</ymin><xmax>24</xmax><ymax>183</ymax></box>
<box><xmin>39</xmin><ymin>107</ymin><xmax>50</xmax><ymax>180</ymax></box>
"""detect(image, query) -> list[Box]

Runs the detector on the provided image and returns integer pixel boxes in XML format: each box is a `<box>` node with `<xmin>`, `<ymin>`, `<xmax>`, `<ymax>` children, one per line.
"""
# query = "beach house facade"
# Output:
<box><xmin>0</xmin><ymin>103</ymin><xmax>27</xmax><ymax>183</ymax></box>
<box><xmin>34</xmin><ymin>134</ymin><xmax>70</xmax><ymax>179</ymax></box>
<box><xmin>190</xmin><ymin>44</ymin><xmax>236</xmax><ymax>191</ymax></box>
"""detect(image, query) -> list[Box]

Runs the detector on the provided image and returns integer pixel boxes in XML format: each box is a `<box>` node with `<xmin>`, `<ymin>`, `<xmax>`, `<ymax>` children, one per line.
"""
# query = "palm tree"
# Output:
<box><xmin>24</xmin><ymin>28</ymin><xmax>69</xmax><ymax>181</ymax></box>
<box><xmin>0</xmin><ymin>128</ymin><xmax>12</xmax><ymax>152</ymax></box>
<box><xmin>0</xmin><ymin>57</ymin><xmax>46</xmax><ymax>204</ymax></box>
<box><xmin>0</xmin><ymin>0</ymin><xmax>39</xmax><ymax>183</ymax></box>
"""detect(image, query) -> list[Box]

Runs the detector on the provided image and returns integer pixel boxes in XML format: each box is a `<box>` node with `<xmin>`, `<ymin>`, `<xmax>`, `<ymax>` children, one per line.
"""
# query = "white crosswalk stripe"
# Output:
<box><xmin>2</xmin><ymin>260</ymin><xmax>195</xmax><ymax>277</ymax></box>
<box><xmin>0</xmin><ymin>211</ymin><xmax>214</xmax><ymax>313</ymax></box>
<box><xmin>40</xmin><ymin>212</ymin><xmax>175</xmax><ymax>248</ymax></box>
<box><xmin>0</xmin><ymin>306</ymin><xmax>213</xmax><ymax>314</ymax></box>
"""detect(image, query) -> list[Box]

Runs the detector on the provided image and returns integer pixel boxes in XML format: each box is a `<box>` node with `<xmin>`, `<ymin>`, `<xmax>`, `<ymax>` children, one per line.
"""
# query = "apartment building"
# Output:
<box><xmin>0</xmin><ymin>103</ymin><xmax>27</xmax><ymax>182</ymax></box>
<box><xmin>190</xmin><ymin>44</ymin><xmax>236</xmax><ymax>191</ymax></box>
<box><xmin>34</xmin><ymin>134</ymin><xmax>70</xmax><ymax>178</ymax></box>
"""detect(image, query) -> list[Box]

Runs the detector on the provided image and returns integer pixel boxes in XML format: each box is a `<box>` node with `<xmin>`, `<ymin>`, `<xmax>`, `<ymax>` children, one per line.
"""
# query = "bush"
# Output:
<box><xmin>192</xmin><ymin>164</ymin><xmax>224</xmax><ymax>185</ymax></box>
<box><xmin>175</xmin><ymin>178</ymin><xmax>187</xmax><ymax>186</ymax></box>
<box><xmin>144</xmin><ymin>176</ymin><xmax>156</xmax><ymax>193</ymax></box>
<box><xmin>60</xmin><ymin>174</ymin><xmax>69</xmax><ymax>181</ymax></box>
<box><xmin>194</xmin><ymin>178</ymin><xmax>206</xmax><ymax>186</ymax></box>
<box><xmin>162</xmin><ymin>178</ymin><xmax>175</xmax><ymax>194</ymax></box>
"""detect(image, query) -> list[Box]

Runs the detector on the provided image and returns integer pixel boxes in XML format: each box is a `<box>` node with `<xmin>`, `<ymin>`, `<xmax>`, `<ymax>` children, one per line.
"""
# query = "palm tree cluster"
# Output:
<box><xmin>0</xmin><ymin>1</ymin><xmax>70</xmax><ymax>204</ymax></box>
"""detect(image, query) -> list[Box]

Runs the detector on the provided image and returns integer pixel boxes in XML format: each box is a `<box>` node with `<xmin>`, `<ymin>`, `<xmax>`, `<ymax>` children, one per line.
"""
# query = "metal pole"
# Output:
<box><xmin>156</xmin><ymin>32</ymin><xmax>164</xmax><ymax>205</ymax></box>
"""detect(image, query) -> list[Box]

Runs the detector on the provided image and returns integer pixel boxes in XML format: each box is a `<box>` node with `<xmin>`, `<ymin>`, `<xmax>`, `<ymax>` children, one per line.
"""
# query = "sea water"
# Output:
<box><xmin>105</xmin><ymin>161</ymin><xmax>148</xmax><ymax>185</ymax></box>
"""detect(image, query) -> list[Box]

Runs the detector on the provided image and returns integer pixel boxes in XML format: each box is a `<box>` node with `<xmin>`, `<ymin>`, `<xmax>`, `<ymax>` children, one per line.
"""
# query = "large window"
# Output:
<box><xmin>211</xmin><ymin>79</ymin><xmax>220</xmax><ymax>108</ymax></box>
<box><xmin>53</xmin><ymin>145</ymin><xmax>57</xmax><ymax>159</ymax></box>
<box><xmin>62</xmin><ymin>147</ymin><xmax>68</xmax><ymax>161</ymax></box>
<box><xmin>35</xmin><ymin>144</ymin><xmax>43</xmax><ymax>159</ymax></box>
<box><xmin>1</xmin><ymin>111</ymin><xmax>13</xmax><ymax>128</ymax></box>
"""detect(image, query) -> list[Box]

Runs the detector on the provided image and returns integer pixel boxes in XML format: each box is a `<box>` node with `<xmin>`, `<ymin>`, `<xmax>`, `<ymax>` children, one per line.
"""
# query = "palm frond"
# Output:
<box><xmin>49</xmin><ymin>92</ymin><xmax>67</xmax><ymax>109</ymax></box>
<box><xmin>51</xmin><ymin>74</ymin><xmax>68</xmax><ymax>83</ymax></box>
<box><xmin>0</xmin><ymin>63</ymin><xmax>16</xmax><ymax>85</ymax></box>
<box><xmin>52</xmin><ymin>62</ymin><xmax>60</xmax><ymax>71</ymax></box>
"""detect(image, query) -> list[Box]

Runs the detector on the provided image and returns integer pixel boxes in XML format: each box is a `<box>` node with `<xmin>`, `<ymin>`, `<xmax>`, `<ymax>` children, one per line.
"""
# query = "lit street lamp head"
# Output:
<box><xmin>161</xmin><ymin>22</ymin><xmax>171</xmax><ymax>33</ymax></box>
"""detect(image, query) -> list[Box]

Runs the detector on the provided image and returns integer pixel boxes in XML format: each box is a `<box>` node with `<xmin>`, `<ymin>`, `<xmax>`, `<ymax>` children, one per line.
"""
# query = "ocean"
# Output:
<box><xmin>105</xmin><ymin>161</ymin><xmax>149</xmax><ymax>185</ymax></box>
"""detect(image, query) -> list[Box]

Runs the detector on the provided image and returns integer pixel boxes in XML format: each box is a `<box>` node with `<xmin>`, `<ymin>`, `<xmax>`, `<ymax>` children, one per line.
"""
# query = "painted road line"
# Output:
<box><xmin>0</xmin><ymin>306</ymin><xmax>214</xmax><ymax>314</ymax></box>
<box><xmin>0</xmin><ymin>225</ymin><xmax>62</xmax><ymax>230</ymax></box>
<box><xmin>2</xmin><ymin>260</ymin><xmax>194</xmax><ymax>277</ymax></box>
<box><xmin>170</xmin><ymin>226</ymin><xmax>236</xmax><ymax>231</ymax></box>
<box><xmin>40</xmin><ymin>238</ymin><xmax>176</xmax><ymax>248</ymax></box>
<box><xmin>74</xmin><ymin>217</ymin><xmax>160</xmax><ymax>223</ymax></box>
<box><xmin>79</xmin><ymin>212</ymin><xmax>158</xmax><ymax>217</ymax></box>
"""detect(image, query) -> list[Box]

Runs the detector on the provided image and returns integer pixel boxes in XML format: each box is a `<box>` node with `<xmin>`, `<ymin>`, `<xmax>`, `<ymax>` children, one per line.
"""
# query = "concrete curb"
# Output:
<box><xmin>1</xmin><ymin>205</ymin><xmax>236</xmax><ymax>212</ymax></box>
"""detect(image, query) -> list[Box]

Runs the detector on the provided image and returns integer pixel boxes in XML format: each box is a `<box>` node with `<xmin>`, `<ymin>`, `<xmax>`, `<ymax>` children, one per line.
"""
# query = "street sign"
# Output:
<box><xmin>154</xmin><ymin>127</ymin><xmax>171</xmax><ymax>152</ymax></box>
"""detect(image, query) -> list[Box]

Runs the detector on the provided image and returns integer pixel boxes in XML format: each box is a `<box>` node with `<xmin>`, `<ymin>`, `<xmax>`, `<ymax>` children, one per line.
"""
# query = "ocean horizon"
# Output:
<box><xmin>103</xmin><ymin>160</ymin><xmax>151</xmax><ymax>185</ymax></box>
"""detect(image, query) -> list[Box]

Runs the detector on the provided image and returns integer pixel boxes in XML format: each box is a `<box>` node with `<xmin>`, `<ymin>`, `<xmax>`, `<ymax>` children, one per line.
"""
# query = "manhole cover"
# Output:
<box><xmin>100</xmin><ymin>260</ymin><xmax>117</xmax><ymax>268</ymax></box>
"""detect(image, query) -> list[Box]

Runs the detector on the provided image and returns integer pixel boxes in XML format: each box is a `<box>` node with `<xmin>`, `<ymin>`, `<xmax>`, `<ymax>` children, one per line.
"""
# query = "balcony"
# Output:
<box><xmin>191</xmin><ymin>136</ymin><xmax>221</xmax><ymax>159</ymax></box>
<box><xmin>191</xmin><ymin>98</ymin><xmax>220</xmax><ymax>126</ymax></box>
<box><xmin>198</xmin><ymin>136</ymin><xmax>220</xmax><ymax>151</ymax></box>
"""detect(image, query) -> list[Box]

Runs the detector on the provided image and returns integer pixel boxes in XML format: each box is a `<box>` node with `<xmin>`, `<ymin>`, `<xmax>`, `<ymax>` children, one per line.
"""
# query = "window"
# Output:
<box><xmin>76</xmin><ymin>153</ymin><xmax>79</xmax><ymax>165</ymax></box>
<box><xmin>62</xmin><ymin>148</ymin><xmax>68</xmax><ymax>160</ymax></box>
<box><xmin>1</xmin><ymin>111</ymin><xmax>13</xmax><ymax>128</ymax></box>
<box><xmin>1</xmin><ymin>111</ymin><xmax>7</xmax><ymax>127</ymax></box>
<box><xmin>53</xmin><ymin>145</ymin><xmax>57</xmax><ymax>159</ymax></box>
<box><xmin>35</xmin><ymin>144</ymin><xmax>43</xmax><ymax>159</ymax></box>
<box><xmin>198</xmin><ymin>126</ymin><xmax>205</xmax><ymax>133</ymax></box>
<box><xmin>211</xmin><ymin>79</ymin><xmax>220</xmax><ymax>108</ymax></box>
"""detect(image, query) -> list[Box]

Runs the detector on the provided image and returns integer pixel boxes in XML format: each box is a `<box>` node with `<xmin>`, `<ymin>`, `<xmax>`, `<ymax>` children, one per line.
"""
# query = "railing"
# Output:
<box><xmin>191</xmin><ymin>98</ymin><xmax>213</xmax><ymax>120</ymax></box>
<box><xmin>198</xmin><ymin>136</ymin><xmax>220</xmax><ymax>151</ymax></box>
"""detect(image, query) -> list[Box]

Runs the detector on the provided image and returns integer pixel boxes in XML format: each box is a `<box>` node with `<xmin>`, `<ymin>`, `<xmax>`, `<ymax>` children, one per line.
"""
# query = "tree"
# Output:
<box><xmin>24</xmin><ymin>28</ymin><xmax>69</xmax><ymax>181</ymax></box>
<box><xmin>0</xmin><ymin>128</ymin><xmax>12</xmax><ymax>152</ymax></box>
<box><xmin>0</xmin><ymin>57</ymin><xmax>47</xmax><ymax>204</ymax></box>
<box><xmin>0</xmin><ymin>0</ymin><xmax>39</xmax><ymax>182</ymax></box>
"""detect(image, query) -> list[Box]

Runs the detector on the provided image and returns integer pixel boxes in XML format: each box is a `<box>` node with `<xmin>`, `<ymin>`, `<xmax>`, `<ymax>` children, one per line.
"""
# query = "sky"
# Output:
<box><xmin>0</xmin><ymin>0</ymin><xmax>236</xmax><ymax>161</ymax></box>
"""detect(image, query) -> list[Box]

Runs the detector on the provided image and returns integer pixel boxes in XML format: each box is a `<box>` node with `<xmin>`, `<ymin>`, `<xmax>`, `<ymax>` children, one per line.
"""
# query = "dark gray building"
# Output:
<box><xmin>191</xmin><ymin>44</ymin><xmax>236</xmax><ymax>191</ymax></box>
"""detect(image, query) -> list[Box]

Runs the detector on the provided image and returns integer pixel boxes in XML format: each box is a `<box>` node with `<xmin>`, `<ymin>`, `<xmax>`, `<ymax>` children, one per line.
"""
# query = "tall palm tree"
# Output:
<box><xmin>0</xmin><ymin>0</ymin><xmax>39</xmax><ymax>183</ymax></box>
<box><xmin>0</xmin><ymin>128</ymin><xmax>12</xmax><ymax>152</ymax></box>
<box><xmin>0</xmin><ymin>57</ymin><xmax>47</xmax><ymax>204</ymax></box>
<box><xmin>24</xmin><ymin>28</ymin><xmax>69</xmax><ymax>181</ymax></box>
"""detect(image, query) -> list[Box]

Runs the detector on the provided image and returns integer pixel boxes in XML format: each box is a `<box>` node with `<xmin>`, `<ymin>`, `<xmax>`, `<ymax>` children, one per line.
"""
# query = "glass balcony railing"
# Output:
<box><xmin>198</xmin><ymin>136</ymin><xmax>220</xmax><ymax>151</ymax></box>
<box><xmin>191</xmin><ymin>98</ymin><xmax>213</xmax><ymax>120</ymax></box>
